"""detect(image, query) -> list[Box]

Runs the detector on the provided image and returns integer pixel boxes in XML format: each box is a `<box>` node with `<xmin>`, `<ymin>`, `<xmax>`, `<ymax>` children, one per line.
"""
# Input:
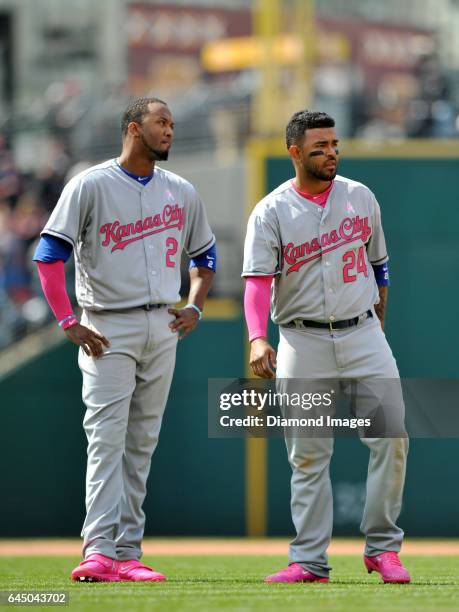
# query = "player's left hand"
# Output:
<box><xmin>249</xmin><ymin>337</ymin><xmax>277</xmax><ymax>379</ymax></box>
<box><xmin>168</xmin><ymin>307</ymin><xmax>199</xmax><ymax>340</ymax></box>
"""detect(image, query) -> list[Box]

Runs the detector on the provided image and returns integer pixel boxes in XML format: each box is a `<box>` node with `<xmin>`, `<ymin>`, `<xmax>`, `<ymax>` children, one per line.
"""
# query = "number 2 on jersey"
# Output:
<box><xmin>342</xmin><ymin>245</ymin><xmax>368</xmax><ymax>283</ymax></box>
<box><xmin>166</xmin><ymin>237</ymin><xmax>178</xmax><ymax>268</ymax></box>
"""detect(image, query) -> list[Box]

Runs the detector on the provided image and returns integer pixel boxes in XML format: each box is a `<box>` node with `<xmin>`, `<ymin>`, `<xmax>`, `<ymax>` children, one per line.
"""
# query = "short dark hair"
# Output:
<box><xmin>286</xmin><ymin>110</ymin><xmax>335</xmax><ymax>147</ymax></box>
<box><xmin>121</xmin><ymin>97</ymin><xmax>167</xmax><ymax>135</ymax></box>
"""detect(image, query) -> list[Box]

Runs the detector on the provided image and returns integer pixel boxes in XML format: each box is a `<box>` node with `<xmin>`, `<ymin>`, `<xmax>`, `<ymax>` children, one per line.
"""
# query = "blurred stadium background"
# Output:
<box><xmin>0</xmin><ymin>0</ymin><xmax>458</xmax><ymax>541</ymax></box>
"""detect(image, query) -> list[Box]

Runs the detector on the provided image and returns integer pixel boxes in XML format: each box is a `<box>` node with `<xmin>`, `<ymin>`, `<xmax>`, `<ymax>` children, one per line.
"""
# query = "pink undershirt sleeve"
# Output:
<box><xmin>37</xmin><ymin>261</ymin><xmax>78</xmax><ymax>330</ymax></box>
<box><xmin>244</xmin><ymin>275</ymin><xmax>273</xmax><ymax>341</ymax></box>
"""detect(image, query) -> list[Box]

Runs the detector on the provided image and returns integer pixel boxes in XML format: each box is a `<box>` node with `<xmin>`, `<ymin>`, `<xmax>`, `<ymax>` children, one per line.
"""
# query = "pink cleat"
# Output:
<box><xmin>364</xmin><ymin>552</ymin><xmax>411</xmax><ymax>584</ymax></box>
<box><xmin>265</xmin><ymin>563</ymin><xmax>329</xmax><ymax>584</ymax></box>
<box><xmin>117</xmin><ymin>560</ymin><xmax>166</xmax><ymax>582</ymax></box>
<box><xmin>71</xmin><ymin>553</ymin><xmax>120</xmax><ymax>582</ymax></box>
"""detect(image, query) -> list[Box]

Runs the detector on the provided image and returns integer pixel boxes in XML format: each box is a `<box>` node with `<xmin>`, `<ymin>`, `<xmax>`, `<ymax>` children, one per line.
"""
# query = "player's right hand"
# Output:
<box><xmin>65</xmin><ymin>323</ymin><xmax>110</xmax><ymax>358</ymax></box>
<box><xmin>249</xmin><ymin>337</ymin><xmax>277</xmax><ymax>379</ymax></box>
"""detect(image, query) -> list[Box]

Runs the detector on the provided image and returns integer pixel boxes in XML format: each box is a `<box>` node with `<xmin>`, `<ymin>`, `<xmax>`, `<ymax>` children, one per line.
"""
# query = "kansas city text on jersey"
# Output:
<box><xmin>100</xmin><ymin>203</ymin><xmax>185</xmax><ymax>252</ymax></box>
<box><xmin>282</xmin><ymin>214</ymin><xmax>372</xmax><ymax>275</ymax></box>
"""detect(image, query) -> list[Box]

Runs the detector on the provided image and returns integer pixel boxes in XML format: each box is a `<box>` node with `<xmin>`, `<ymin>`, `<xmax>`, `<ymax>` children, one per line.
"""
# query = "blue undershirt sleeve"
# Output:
<box><xmin>33</xmin><ymin>233</ymin><xmax>73</xmax><ymax>263</ymax></box>
<box><xmin>189</xmin><ymin>243</ymin><xmax>217</xmax><ymax>272</ymax></box>
<box><xmin>372</xmin><ymin>261</ymin><xmax>390</xmax><ymax>286</ymax></box>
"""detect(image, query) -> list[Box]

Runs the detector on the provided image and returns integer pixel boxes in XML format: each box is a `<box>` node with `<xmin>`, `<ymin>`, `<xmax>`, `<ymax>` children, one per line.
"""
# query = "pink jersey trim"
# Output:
<box><xmin>37</xmin><ymin>261</ymin><xmax>74</xmax><ymax>323</ymax></box>
<box><xmin>244</xmin><ymin>276</ymin><xmax>273</xmax><ymax>341</ymax></box>
<box><xmin>291</xmin><ymin>180</ymin><xmax>334</xmax><ymax>208</ymax></box>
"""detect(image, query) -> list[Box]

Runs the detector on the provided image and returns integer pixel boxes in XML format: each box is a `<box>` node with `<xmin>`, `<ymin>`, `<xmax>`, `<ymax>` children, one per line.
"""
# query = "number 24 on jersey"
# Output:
<box><xmin>342</xmin><ymin>245</ymin><xmax>368</xmax><ymax>283</ymax></box>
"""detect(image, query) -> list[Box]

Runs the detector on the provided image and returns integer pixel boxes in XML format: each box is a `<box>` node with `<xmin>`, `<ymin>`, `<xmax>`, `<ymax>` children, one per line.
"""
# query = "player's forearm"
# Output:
<box><xmin>187</xmin><ymin>266</ymin><xmax>214</xmax><ymax>310</ymax></box>
<box><xmin>374</xmin><ymin>285</ymin><xmax>388</xmax><ymax>329</ymax></box>
<box><xmin>244</xmin><ymin>276</ymin><xmax>272</xmax><ymax>341</ymax></box>
<box><xmin>36</xmin><ymin>261</ymin><xmax>79</xmax><ymax>330</ymax></box>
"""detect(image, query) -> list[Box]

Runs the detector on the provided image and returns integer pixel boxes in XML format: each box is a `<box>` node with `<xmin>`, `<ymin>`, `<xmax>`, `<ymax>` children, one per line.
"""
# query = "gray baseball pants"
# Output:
<box><xmin>78</xmin><ymin>306</ymin><xmax>177</xmax><ymax>561</ymax></box>
<box><xmin>276</xmin><ymin>313</ymin><xmax>408</xmax><ymax>577</ymax></box>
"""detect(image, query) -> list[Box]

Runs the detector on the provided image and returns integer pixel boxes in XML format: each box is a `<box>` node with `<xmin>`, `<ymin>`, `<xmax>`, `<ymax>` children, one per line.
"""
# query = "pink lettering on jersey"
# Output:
<box><xmin>99</xmin><ymin>203</ymin><xmax>185</xmax><ymax>252</ymax></box>
<box><xmin>339</xmin><ymin>215</ymin><xmax>371</xmax><ymax>242</ymax></box>
<box><xmin>282</xmin><ymin>215</ymin><xmax>372</xmax><ymax>275</ymax></box>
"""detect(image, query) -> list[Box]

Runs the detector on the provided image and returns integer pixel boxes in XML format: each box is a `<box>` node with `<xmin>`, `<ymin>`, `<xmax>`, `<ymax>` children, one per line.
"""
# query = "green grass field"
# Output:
<box><xmin>0</xmin><ymin>555</ymin><xmax>458</xmax><ymax>611</ymax></box>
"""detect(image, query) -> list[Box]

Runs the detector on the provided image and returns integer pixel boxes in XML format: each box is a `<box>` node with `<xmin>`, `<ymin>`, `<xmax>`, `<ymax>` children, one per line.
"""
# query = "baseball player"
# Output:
<box><xmin>242</xmin><ymin>110</ymin><xmax>410</xmax><ymax>584</ymax></box>
<box><xmin>33</xmin><ymin>97</ymin><xmax>216</xmax><ymax>582</ymax></box>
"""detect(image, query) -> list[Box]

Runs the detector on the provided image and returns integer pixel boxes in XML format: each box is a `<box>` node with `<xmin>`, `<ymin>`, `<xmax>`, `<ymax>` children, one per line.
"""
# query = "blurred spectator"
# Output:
<box><xmin>406</xmin><ymin>53</ymin><xmax>457</xmax><ymax>137</ymax></box>
<box><xmin>36</xmin><ymin>141</ymin><xmax>72</xmax><ymax>212</ymax></box>
<box><xmin>356</xmin><ymin>104</ymin><xmax>407</xmax><ymax>140</ymax></box>
<box><xmin>4</xmin><ymin>194</ymin><xmax>47</xmax><ymax>305</ymax></box>
<box><xmin>0</xmin><ymin>201</ymin><xmax>13</xmax><ymax>258</ymax></box>
<box><xmin>0</xmin><ymin>136</ymin><xmax>65</xmax><ymax>347</ymax></box>
<box><xmin>0</xmin><ymin>135</ymin><xmax>21</xmax><ymax>206</ymax></box>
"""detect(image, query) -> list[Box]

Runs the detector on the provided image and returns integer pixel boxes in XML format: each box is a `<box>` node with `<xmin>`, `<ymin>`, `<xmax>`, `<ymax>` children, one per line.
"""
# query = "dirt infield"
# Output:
<box><xmin>1</xmin><ymin>538</ymin><xmax>458</xmax><ymax>556</ymax></box>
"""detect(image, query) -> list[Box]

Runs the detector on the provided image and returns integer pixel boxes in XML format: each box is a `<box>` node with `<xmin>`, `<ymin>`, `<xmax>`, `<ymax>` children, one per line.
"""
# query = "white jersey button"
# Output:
<box><xmin>151</xmin><ymin>271</ymin><xmax>157</xmax><ymax>276</ymax></box>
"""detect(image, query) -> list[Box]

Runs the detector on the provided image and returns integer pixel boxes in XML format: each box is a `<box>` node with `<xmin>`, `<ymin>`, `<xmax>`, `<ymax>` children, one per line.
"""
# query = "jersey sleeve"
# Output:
<box><xmin>41</xmin><ymin>175</ymin><xmax>90</xmax><ymax>247</ymax></box>
<box><xmin>184</xmin><ymin>187</ymin><xmax>215</xmax><ymax>258</ymax></box>
<box><xmin>242</xmin><ymin>210</ymin><xmax>281</xmax><ymax>276</ymax></box>
<box><xmin>366</xmin><ymin>193</ymin><xmax>388</xmax><ymax>265</ymax></box>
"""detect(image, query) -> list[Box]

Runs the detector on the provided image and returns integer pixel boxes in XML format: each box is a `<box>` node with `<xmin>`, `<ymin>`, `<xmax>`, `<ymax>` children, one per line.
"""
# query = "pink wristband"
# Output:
<box><xmin>59</xmin><ymin>315</ymin><xmax>79</xmax><ymax>330</ymax></box>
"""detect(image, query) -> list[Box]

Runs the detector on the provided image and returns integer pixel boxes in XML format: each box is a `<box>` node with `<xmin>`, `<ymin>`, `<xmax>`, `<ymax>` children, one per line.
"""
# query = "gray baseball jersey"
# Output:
<box><xmin>42</xmin><ymin>159</ymin><xmax>215</xmax><ymax>310</ymax></box>
<box><xmin>242</xmin><ymin>175</ymin><xmax>388</xmax><ymax>325</ymax></box>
